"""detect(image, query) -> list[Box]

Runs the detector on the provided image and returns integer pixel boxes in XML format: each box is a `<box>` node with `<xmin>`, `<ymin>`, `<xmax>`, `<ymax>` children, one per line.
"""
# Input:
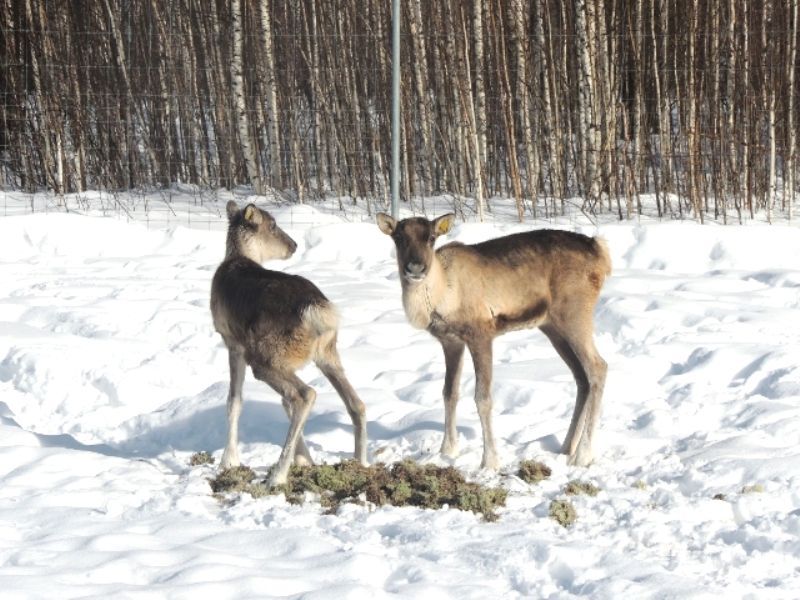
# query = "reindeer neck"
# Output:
<box><xmin>224</xmin><ymin>242</ymin><xmax>240</xmax><ymax>261</ymax></box>
<box><xmin>400</xmin><ymin>256</ymin><xmax>447</xmax><ymax>329</ymax></box>
<box><xmin>225</xmin><ymin>234</ymin><xmax>259</xmax><ymax>263</ymax></box>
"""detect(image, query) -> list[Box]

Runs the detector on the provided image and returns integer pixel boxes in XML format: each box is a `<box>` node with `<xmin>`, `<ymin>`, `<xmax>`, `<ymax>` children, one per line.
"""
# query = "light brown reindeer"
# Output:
<box><xmin>211</xmin><ymin>201</ymin><xmax>367</xmax><ymax>485</ymax></box>
<box><xmin>377</xmin><ymin>213</ymin><xmax>610</xmax><ymax>469</ymax></box>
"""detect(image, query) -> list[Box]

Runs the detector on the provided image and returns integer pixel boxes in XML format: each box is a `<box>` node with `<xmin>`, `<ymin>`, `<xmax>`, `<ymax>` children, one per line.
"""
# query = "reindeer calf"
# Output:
<box><xmin>377</xmin><ymin>213</ymin><xmax>610</xmax><ymax>469</ymax></box>
<box><xmin>211</xmin><ymin>201</ymin><xmax>367</xmax><ymax>485</ymax></box>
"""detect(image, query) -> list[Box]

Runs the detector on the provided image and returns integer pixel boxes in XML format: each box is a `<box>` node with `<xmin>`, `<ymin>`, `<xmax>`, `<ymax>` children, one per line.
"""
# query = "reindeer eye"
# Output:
<box><xmin>429</xmin><ymin>234</ymin><xmax>436</xmax><ymax>244</ymax></box>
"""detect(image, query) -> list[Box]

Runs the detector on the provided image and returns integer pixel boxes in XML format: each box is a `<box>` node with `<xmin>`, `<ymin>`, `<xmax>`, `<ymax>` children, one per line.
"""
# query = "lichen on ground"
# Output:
<box><xmin>549</xmin><ymin>499</ymin><xmax>577</xmax><ymax>527</ymax></box>
<box><xmin>208</xmin><ymin>465</ymin><xmax>268</xmax><ymax>499</ymax></box>
<box><xmin>209</xmin><ymin>460</ymin><xmax>508</xmax><ymax>521</ymax></box>
<box><xmin>189</xmin><ymin>451</ymin><xmax>215</xmax><ymax>466</ymax></box>
<box><xmin>517</xmin><ymin>460</ymin><xmax>552</xmax><ymax>485</ymax></box>
<box><xmin>564</xmin><ymin>480</ymin><xmax>600</xmax><ymax>497</ymax></box>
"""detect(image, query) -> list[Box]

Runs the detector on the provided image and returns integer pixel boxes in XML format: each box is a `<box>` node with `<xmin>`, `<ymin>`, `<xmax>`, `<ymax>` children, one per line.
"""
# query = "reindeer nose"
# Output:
<box><xmin>404</xmin><ymin>261</ymin><xmax>426</xmax><ymax>280</ymax></box>
<box><xmin>284</xmin><ymin>238</ymin><xmax>298</xmax><ymax>258</ymax></box>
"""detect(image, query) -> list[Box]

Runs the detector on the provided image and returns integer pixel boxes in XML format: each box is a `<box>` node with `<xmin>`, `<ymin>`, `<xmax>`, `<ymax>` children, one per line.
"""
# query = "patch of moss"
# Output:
<box><xmin>517</xmin><ymin>460</ymin><xmax>552</xmax><ymax>485</ymax></box>
<box><xmin>632</xmin><ymin>480</ymin><xmax>647</xmax><ymax>490</ymax></box>
<box><xmin>741</xmin><ymin>484</ymin><xmax>765</xmax><ymax>494</ymax></box>
<box><xmin>286</xmin><ymin>460</ymin><xmax>507</xmax><ymax>521</ymax></box>
<box><xmin>564</xmin><ymin>480</ymin><xmax>600</xmax><ymax>497</ymax></box>
<box><xmin>549</xmin><ymin>499</ymin><xmax>577</xmax><ymax>527</ymax></box>
<box><xmin>212</xmin><ymin>460</ymin><xmax>508</xmax><ymax>521</ymax></box>
<box><xmin>189</xmin><ymin>451</ymin><xmax>215</xmax><ymax>466</ymax></box>
<box><xmin>209</xmin><ymin>465</ymin><xmax>268</xmax><ymax>499</ymax></box>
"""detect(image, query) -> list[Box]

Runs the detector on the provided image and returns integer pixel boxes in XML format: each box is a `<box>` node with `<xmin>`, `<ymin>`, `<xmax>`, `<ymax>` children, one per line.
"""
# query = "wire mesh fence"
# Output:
<box><xmin>1</xmin><ymin>0</ymin><xmax>798</xmax><ymax>225</ymax></box>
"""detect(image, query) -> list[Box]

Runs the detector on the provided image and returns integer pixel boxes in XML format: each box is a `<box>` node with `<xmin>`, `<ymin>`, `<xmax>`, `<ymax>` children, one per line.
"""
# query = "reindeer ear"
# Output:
<box><xmin>243</xmin><ymin>204</ymin><xmax>263</xmax><ymax>224</ymax></box>
<box><xmin>226</xmin><ymin>200</ymin><xmax>239</xmax><ymax>221</ymax></box>
<box><xmin>433</xmin><ymin>213</ymin><xmax>455</xmax><ymax>237</ymax></box>
<box><xmin>376</xmin><ymin>212</ymin><xmax>397</xmax><ymax>236</ymax></box>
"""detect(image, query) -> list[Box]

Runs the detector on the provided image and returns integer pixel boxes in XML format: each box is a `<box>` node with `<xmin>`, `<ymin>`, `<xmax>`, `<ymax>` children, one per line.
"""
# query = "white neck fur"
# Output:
<box><xmin>400</xmin><ymin>258</ymin><xmax>447</xmax><ymax>329</ymax></box>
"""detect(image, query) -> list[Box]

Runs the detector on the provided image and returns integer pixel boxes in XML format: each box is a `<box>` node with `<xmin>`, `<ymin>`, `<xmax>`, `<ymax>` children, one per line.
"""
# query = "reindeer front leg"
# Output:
<box><xmin>467</xmin><ymin>336</ymin><xmax>499</xmax><ymax>470</ymax></box>
<box><xmin>439</xmin><ymin>336</ymin><xmax>465</xmax><ymax>458</ymax></box>
<box><xmin>315</xmin><ymin>347</ymin><xmax>368</xmax><ymax>466</ymax></box>
<box><xmin>221</xmin><ymin>347</ymin><xmax>246</xmax><ymax>469</ymax></box>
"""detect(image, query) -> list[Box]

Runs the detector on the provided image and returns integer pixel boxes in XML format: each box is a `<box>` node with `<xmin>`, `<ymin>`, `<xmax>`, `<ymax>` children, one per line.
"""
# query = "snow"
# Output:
<box><xmin>1</xmin><ymin>192</ymin><xmax>799</xmax><ymax>598</ymax></box>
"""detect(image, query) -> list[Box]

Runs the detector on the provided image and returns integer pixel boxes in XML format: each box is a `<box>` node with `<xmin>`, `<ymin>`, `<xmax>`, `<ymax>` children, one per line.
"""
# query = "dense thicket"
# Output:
<box><xmin>1</xmin><ymin>0</ymin><xmax>798</xmax><ymax>221</ymax></box>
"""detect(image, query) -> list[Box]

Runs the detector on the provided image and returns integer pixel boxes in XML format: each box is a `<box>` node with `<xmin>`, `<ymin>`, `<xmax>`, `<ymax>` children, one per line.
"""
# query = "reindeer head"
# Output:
<box><xmin>225</xmin><ymin>201</ymin><xmax>297</xmax><ymax>263</ymax></box>
<box><xmin>377</xmin><ymin>213</ymin><xmax>454</xmax><ymax>283</ymax></box>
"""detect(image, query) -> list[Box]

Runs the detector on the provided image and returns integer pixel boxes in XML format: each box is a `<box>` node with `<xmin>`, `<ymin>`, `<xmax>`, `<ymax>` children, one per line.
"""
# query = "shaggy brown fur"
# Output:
<box><xmin>378</xmin><ymin>213</ymin><xmax>610</xmax><ymax>469</ymax></box>
<box><xmin>211</xmin><ymin>201</ymin><xmax>367</xmax><ymax>485</ymax></box>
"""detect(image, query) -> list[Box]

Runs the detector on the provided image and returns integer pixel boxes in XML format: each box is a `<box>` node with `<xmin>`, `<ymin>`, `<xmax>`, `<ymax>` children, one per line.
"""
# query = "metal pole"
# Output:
<box><xmin>391</xmin><ymin>0</ymin><xmax>400</xmax><ymax>219</ymax></box>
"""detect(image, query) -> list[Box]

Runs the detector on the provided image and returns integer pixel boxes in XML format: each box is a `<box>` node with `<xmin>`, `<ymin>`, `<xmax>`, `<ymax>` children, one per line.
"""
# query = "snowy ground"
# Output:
<box><xmin>1</xmin><ymin>190</ymin><xmax>799</xmax><ymax>599</ymax></box>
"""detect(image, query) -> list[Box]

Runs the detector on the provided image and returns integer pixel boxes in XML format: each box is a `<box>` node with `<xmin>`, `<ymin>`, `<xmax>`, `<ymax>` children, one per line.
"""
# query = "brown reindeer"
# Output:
<box><xmin>377</xmin><ymin>213</ymin><xmax>610</xmax><ymax>469</ymax></box>
<box><xmin>211</xmin><ymin>201</ymin><xmax>367</xmax><ymax>485</ymax></box>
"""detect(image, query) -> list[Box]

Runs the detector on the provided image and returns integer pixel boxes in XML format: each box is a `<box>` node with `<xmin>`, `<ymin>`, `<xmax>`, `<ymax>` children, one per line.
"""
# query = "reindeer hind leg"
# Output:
<box><xmin>280</xmin><ymin>396</ymin><xmax>315</xmax><ymax>466</ymax></box>
<box><xmin>315</xmin><ymin>341</ymin><xmax>367</xmax><ymax>465</ymax></box>
<box><xmin>543</xmin><ymin>316</ymin><xmax>606</xmax><ymax>467</ymax></box>
<box><xmin>253</xmin><ymin>365</ymin><xmax>317</xmax><ymax>485</ymax></box>
<box><xmin>540</xmin><ymin>324</ymin><xmax>590</xmax><ymax>458</ymax></box>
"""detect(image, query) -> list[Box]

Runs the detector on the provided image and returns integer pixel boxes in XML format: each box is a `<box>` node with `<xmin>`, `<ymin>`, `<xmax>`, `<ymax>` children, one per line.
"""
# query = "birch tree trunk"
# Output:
<box><xmin>511</xmin><ymin>0</ymin><xmax>538</xmax><ymax>216</ymax></box>
<box><xmin>439</xmin><ymin>3</ymin><xmax>465</xmax><ymax>202</ymax></box>
<box><xmin>687</xmin><ymin>0</ymin><xmax>703</xmax><ymax>222</ymax></box>
<box><xmin>659</xmin><ymin>0</ymin><xmax>673</xmax><ymax>215</ymax></box>
<box><xmin>310</xmin><ymin>1</ymin><xmax>330</xmax><ymax>196</ymax></box>
<box><xmin>231</xmin><ymin>0</ymin><xmax>260</xmax><ymax>193</ymax></box>
<box><xmin>149</xmin><ymin>0</ymin><xmax>173</xmax><ymax>185</ymax></box>
<box><xmin>259</xmin><ymin>0</ymin><xmax>282</xmax><ymax>189</ymax></box>
<box><xmin>710</xmin><ymin>1</ymin><xmax>722</xmax><ymax>220</ymax></box>
<box><xmin>454</xmin><ymin>3</ymin><xmax>483</xmax><ymax>219</ymax></box>
<box><xmin>493</xmin><ymin>0</ymin><xmax>523</xmax><ymax>220</ymax></box>
<box><xmin>743</xmin><ymin>0</ymin><xmax>753</xmax><ymax>218</ymax></box>
<box><xmin>631</xmin><ymin>0</ymin><xmax>644</xmax><ymax>212</ymax></box>
<box><xmin>472</xmin><ymin>0</ymin><xmax>487</xmax><ymax>217</ymax></box>
<box><xmin>182</xmin><ymin>2</ymin><xmax>208</xmax><ymax>185</ymax></box>
<box><xmin>102</xmin><ymin>0</ymin><xmax>158</xmax><ymax>185</ymax></box>
<box><xmin>648</xmin><ymin>0</ymin><xmax>662</xmax><ymax>215</ymax></box>
<box><xmin>68</xmin><ymin>40</ymin><xmax>86</xmax><ymax>193</ymax></box>
<box><xmin>575</xmin><ymin>0</ymin><xmax>600</xmax><ymax>203</ymax></box>
<box><xmin>764</xmin><ymin>0</ymin><xmax>776</xmax><ymax>223</ymax></box>
<box><xmin>25</xmin><ymin>0</ymin><xmax>55</xmax><ymax>190</ymax></box>
<box><xmin>768</xmin><ymin>94</ymin><xmax>776</xmax><ymax>223</ymax></box>
<box><xmin>595</xmin><ymin>0</ymin><xmax>614</xmax><ymax>208</ymax></box>
<box><xmin>726</xmin><ymin>0</ymin><xmax>741</xmax><ymax>221</ymax></box>
<box><xmin>409</xmin><ymin>0</ymin><xmax>432</xmax><ymax>196</ymax></box>
<box><xmin>789</xmin><ymin>0</ymin><xmax>799</xmax><ymax>220</ymax></box>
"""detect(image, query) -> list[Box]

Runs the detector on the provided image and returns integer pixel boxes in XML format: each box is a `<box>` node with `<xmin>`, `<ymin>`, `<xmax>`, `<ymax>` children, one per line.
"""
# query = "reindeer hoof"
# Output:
<box><xmin>268</xmin><ymin>470</ymin><xmax>289</xmax><ymax>487</ymax></box>
<box><xmin>567</xmin><ymin>449</ymin><xmax>593</xmax><ymax>468</ymax></box>
<box><xmin>440</xmin><ymin>438</ymin><xmax>459</xmax><ymax>459</ymax></box>
<box><xmin>220</xmin><ymin>450</ymin><xmax>240</xmax><ymax>470</ymax></box>
<box><xmin>293</xmin><ymin>455</ymin><xmax>314</xmax><ymax>467</ymax></box>
<box><xmin>480</xmin><ymin>455</ymin><xmax>500</xmax><ymax>471</ymax></box>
